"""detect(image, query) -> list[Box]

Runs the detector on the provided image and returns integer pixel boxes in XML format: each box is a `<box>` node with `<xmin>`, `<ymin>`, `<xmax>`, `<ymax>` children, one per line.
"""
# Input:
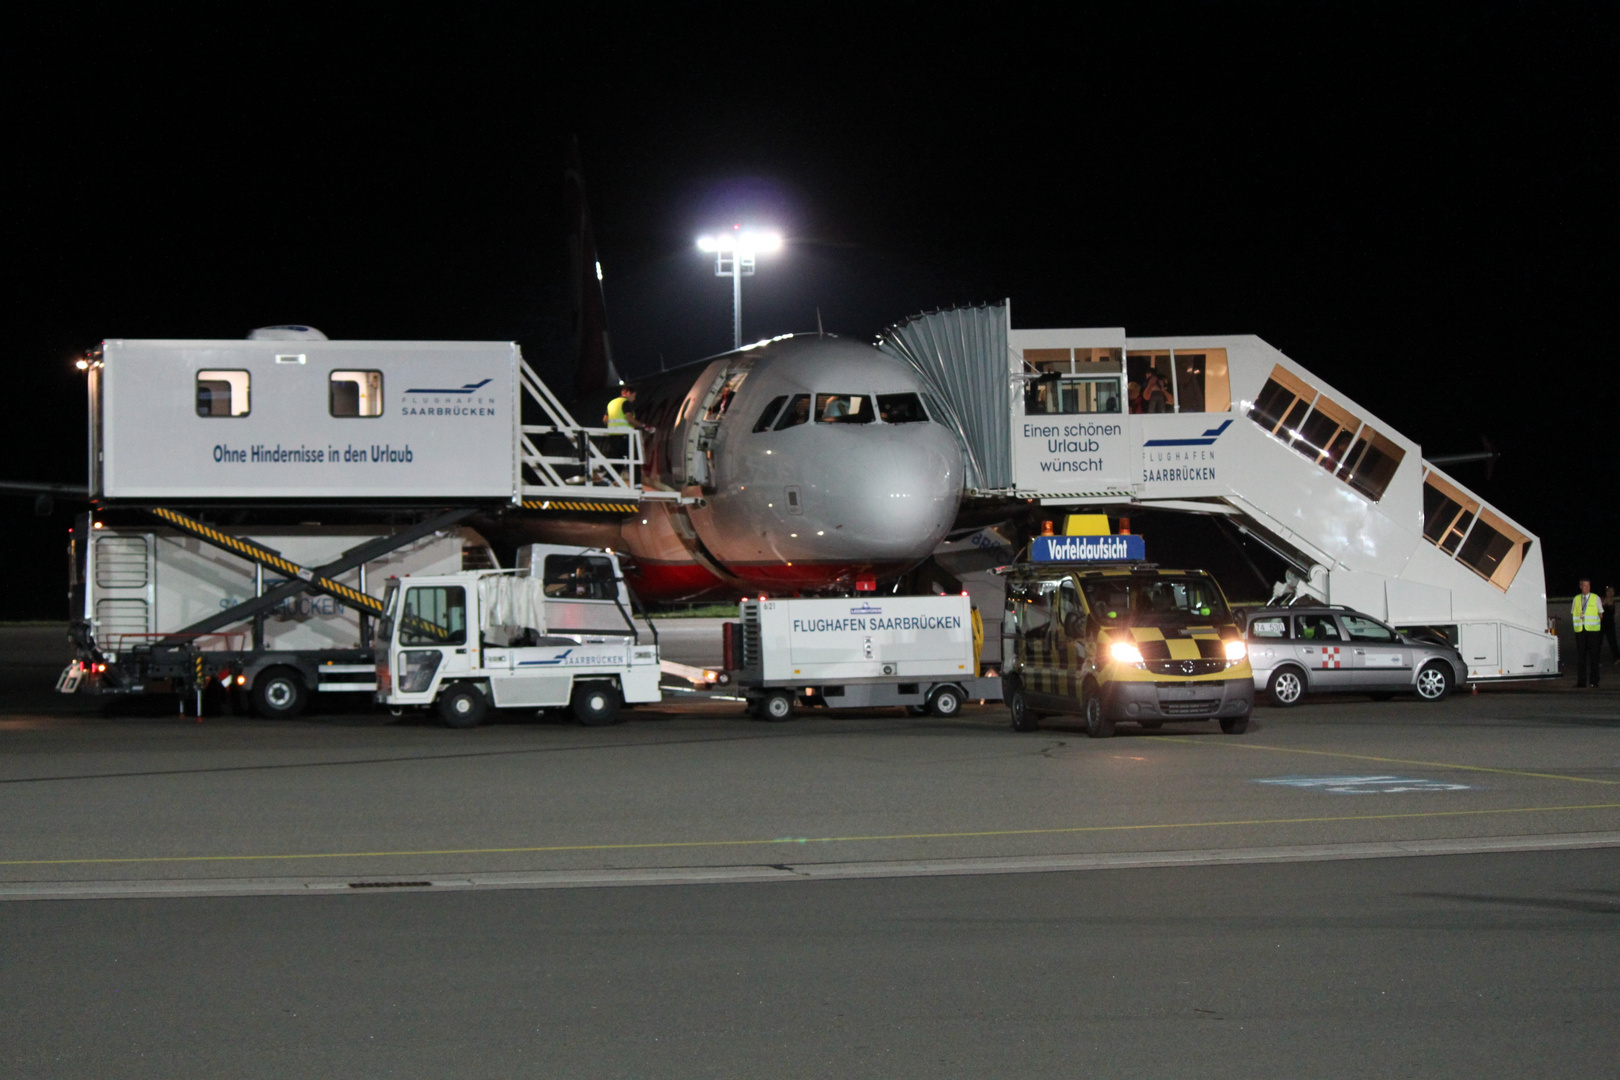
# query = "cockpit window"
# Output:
<box><xmin>815</xmin><ymin>394</ymin><xmax>873</xmax><ymax>424</ymax></box>
<box><xmin>877</xmin><ymin>392</ymin><xmax>929</xmax><ymax>424</ymax></box>
<box><xmin>753</xmin><ymin>395</ymin><xmax>789</xmax><ymax>433</ymax></box>
<box><xmin>772</xmin><ymin>394</ymin><xmax>811</xmax><ymax>431</ymax></box>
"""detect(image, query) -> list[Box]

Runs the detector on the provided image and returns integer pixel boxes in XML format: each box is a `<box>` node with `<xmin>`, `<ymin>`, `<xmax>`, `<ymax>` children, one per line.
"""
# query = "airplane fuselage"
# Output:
<box><xmin>518</xmin><ymin>335</ymin><xmax>965</xmax><ymax>600</ymax></box>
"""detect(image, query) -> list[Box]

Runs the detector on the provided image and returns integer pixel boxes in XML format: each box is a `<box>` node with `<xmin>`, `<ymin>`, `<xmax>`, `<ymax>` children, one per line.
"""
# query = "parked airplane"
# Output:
<box><xmin>513</xmin><ymin>333</ymin><xmax>966</xmax><ymax>600</ymax></box>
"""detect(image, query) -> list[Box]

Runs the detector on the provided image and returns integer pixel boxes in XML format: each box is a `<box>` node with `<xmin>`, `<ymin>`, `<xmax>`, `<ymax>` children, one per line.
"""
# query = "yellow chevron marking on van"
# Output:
<box><xmin>1166</xmin><ymin>639</ymin><xmax>1202</xmax><ymax>660</ymax></box>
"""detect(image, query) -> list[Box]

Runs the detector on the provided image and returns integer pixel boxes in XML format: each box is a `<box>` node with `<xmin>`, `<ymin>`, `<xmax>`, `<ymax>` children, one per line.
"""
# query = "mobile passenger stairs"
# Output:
<box><xmin>65</xmin><ymin>332</ymin><xmax>672</xmax><ymax>714</ymax></box>
<box><xmin>880</xmin><ymin>304</ymin><xmax>1557</xmax><ymax>683</ymax></box>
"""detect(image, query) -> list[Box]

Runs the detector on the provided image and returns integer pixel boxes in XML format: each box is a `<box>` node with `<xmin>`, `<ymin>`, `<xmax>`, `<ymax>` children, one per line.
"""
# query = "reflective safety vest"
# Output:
<box><xmin>1572</xmin><ymin>593</ymin><xmax>1602</xmax><ymax>632</ymax></box>
<box><xmin>606</xmin><ymin>396</ymin><xmax>630</xmax><ymax>429</ymax></box>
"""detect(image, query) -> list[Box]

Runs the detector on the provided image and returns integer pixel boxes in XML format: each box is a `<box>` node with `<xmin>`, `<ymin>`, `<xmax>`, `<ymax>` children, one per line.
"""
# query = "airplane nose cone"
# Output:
<box><xmin>696</xmin><ymin>419</ymin><xmax>965</xmax><ymax>586</ymax></box>
<box><xmin>805</xmin><ymin>425</ymin><xmax>963</xmax><ymax>561</ymax></box>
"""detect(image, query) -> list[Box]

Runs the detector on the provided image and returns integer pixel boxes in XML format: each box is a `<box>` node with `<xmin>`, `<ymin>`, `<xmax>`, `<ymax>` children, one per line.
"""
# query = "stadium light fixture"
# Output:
<box><xmin>696</xmin><ymin>226</ymin><xmax>783</xmax><ymax>349</ymax></box>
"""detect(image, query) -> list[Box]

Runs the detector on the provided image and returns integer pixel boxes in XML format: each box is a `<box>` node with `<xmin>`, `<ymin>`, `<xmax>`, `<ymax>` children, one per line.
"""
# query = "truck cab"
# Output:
<box><xmin>375</xmin><ymin>545</ymin><xmax>661</xmax><ymax>727</ymax></box>
<box><xmin>1000</xmin><ymin>561</ymin><xmax>1254</xmax><ymax>736</ymax></box>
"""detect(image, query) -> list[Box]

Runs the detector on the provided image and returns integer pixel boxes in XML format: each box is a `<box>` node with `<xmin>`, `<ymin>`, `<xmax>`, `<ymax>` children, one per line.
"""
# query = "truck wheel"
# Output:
<box><xmin>438</xmin><ymin>683</ymin><xmax>488</xmax><ymax>729</ymax></box>
<box><xmin>1220</xmin><ymin>712</ymin><xmax>1251</xmax><ymax>734</ymax></box>
<box><xmin>1006</xmin><ymin>677</ymin><xmax>1038</xmax><ymax>733</ymax></box>
<box><xmin>572</xmin><ymin>682</ymin><xmax>622</xmax><ymax>726</ymax></box>
<box><xmin>760</xmin><ymin>690</ymin><xmax>794</xmax><ymax>722</ymax></box>
<box><xmin>252</xmin><ymin>668</ymin><xmax>307</xmax><ymax>719</ymax></box>
<box><xmin>927</xmin><ymin>685</ymin><xmax>963</xmax><ymax>718</ymax></box>
<box><xmin>1414</xmin><ymin>662</ymin><xmax>1451</xmax><ymax>702</ymax></box>
<box><xmin>1083</xmin><ymin>687</ymin><xmax>1115</xmax><ymax>738</ymax></box>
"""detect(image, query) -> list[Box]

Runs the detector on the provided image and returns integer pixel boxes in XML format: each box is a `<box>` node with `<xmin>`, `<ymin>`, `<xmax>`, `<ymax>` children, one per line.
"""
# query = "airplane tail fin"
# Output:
<box><xmin>564</xmin><ymin>137</ymin><xmax>621</xmax><ymax>401</ymax></box>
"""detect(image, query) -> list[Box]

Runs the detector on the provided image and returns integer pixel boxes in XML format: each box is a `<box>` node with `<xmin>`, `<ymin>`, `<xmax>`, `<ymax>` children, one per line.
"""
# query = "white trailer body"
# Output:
<box><xmin>93</xmin><ymin>339</ymin><xmax>518</xmax><ymax>501</ymax></box>
<box><xmin>732</xmin><ymin>595</ymin><xmax>1000</xmax><ymax>718</ymax></box>
<box><xmin>79</xmin><ymin>525</ymin><xmax>476</xmax><ymax>660</ymax></box>
<box><xmin>377</xmin><ymin>546</ymin><xmax>662</xmax><ymax>727</ymax></box>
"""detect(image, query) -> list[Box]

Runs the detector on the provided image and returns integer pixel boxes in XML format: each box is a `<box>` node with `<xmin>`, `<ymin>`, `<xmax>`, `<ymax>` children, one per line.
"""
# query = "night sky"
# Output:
<box><xmin>2</xmin><ymin>7</ymin><xmax>1613</xmax><ymax>617</ymax></box>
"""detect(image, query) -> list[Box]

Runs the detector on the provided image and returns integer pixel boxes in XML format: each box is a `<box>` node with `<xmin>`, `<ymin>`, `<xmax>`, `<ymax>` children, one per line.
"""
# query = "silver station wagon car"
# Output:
<box><xmin>1242</xmin><ymin>605</ymin><xmax>1468</xmax><ymax>706</ymax></box>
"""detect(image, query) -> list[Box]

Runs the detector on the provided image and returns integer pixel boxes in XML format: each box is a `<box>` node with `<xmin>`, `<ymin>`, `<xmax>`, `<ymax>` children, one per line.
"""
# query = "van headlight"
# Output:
<box><xmin>1224</xmin><ymin>640</ymin><xmax>1248</xmax><ymax>662</ymax></box>
<box><xmin>1109</xmin><ymin>642</ymin><xmax>1144</xmax><ymax>665</ymax></box>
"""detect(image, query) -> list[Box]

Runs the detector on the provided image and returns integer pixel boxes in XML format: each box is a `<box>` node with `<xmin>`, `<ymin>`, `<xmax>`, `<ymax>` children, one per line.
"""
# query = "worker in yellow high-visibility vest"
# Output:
<box><xmin>601</xmin><ymin>386</ymin><xmax>640</xmax><ymax>482</ymax></box>
<box><xmin>1571</xmin><ymin>578</ymin><xmax>1603</xmax><ymax>688</ymax></box>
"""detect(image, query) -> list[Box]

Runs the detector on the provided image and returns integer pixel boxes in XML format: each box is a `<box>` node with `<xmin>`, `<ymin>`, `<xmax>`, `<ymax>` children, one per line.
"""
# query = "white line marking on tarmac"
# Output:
<box><xmin>5</xmin><ymin>831</ymin><xmax>1619</xmax><ymax>902</ymax></box>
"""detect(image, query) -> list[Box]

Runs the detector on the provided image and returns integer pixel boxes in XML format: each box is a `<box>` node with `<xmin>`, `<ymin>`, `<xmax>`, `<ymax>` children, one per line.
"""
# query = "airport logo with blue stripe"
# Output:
<box><xmin>1143</xmin><ymin>419</ymin><xmax>1233</xmax><ymax>447</ymax></box>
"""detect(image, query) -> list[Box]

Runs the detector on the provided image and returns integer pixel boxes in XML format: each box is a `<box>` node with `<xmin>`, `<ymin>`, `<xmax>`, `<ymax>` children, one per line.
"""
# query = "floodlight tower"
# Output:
<box><xmin>697</xmin><ymin>226</ymin><xmax>783</xmax><ymax>350</ymax></box>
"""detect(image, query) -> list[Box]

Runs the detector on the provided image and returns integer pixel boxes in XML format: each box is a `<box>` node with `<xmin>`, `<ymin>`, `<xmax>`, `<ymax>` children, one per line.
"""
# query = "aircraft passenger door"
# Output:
<box><xmin>393</xmin><ymin>584</ymin><xmax>471</xmax><ymax>698</ymax></box>
<box><xmin>1291</xmin><ymin>613</ymin><xmax>1354</xmax><ymax>688</ymax></box>
<box><xmin>685</xmin><ymin>360</ymin><xmax>753</xmax><ymax>490</ymax></box>
<box><xmin>1341</xmin><ymin>614</ymin><xmax>1412</xmax><ymax>688</ymax></box>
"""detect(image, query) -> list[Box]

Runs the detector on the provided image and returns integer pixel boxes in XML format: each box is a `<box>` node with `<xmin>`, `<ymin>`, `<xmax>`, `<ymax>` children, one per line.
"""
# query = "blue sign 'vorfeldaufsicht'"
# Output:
<box><xmin>1031</xmin><ymin>535</ymin><xmax>1146</xmax><ymax>562</ymax></box>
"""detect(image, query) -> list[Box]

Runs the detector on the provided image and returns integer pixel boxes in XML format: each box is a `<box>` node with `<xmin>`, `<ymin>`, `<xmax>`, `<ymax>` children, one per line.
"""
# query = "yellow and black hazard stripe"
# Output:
<box><xmin>520</xmin><ymin>499</ymin><xmax>640</xmax><ymax>514</ymax></box>
<box><xmin>149</xmin><ymin>507</ymin><xmax>385</xmax><ymax>616</ymax></box>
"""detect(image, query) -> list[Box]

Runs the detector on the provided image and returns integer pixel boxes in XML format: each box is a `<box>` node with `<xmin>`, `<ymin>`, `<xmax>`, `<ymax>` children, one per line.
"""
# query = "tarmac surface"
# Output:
<box><xmin>3</xmin><ymin>622</ymin><xmax>1618</xmax><ymax>1076</ymax></box>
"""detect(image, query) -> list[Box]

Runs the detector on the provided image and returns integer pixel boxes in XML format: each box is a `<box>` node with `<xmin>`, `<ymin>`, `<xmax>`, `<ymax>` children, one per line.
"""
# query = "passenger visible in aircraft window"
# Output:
<box><xmin>773</xmin><ymin>394</ymin><xmax>811</xmax><ymax>430</ymax></box>
<box><xmin>753</xmin><ymin>395</ymin><xmax>789</xmax><ymax>433</ymax></box>
<box><xmin>195</xmin><ymin>370</ymin><xmax>250</xmax><ymax>417</ymax></box>
<box><xmin>815</xmin><ymin>394</ymin><xmax>873</xmax><ymax>424</ymax></box>
<box><xmin>329</xmin><ymin>370</ymin><xmax>383</xmax><ymax>417</ymax></box>
<box><xmin>877</xmin><ymin>392</ymin><xmax>929</xmax><ymax>423</ymax></box>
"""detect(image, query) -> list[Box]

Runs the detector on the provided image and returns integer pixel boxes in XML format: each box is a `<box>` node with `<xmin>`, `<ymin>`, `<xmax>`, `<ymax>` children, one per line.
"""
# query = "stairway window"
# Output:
<box><xmin>1422</xmin><ymin>473</ymin><xmax>1479</xmax><ymax>554</ymax></box>
<box><xmin>1171</xmin><ymin>349</ymin><xmax>1231</xmax><ymax>412</ymax></box>
<box><xmin>1336</xmin><ymin>427</ymin><xmax>1405</xmax><ymax>502</ymax></box>
<box><xmin>1455</xmin><ymin>512</ymin><xmax>1528</xmax><ymax>590</ymax></box>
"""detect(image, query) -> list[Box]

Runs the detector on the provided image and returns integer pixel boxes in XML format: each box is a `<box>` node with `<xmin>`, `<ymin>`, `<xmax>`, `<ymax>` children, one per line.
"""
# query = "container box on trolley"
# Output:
<box><xmin>727</xmin><ymin>594</ymin><xmax>1002</xmax><ymax>720</ymax></box>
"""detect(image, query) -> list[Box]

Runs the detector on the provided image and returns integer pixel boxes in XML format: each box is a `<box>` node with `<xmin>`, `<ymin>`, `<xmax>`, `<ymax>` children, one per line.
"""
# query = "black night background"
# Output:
<box><xmin>2</xmin><ymin>5</ymin><xmax>1613</xmax><ymax>617</ymax></box>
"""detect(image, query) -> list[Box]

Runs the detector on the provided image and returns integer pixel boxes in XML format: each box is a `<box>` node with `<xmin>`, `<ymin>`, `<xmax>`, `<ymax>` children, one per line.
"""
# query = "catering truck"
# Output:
<box><xmin>726</xmin><ymin>594</ymin><xmax>1002</xmax><ymax>720</ymax></box>
<box><xmin>60</xmin><ymin>517</ymin><xmax>486</xmax><ymax>717</ymax></box>
<box><xmin>376</xmin><ymin>545</ymin><xmax>662</xmax><ymax>727</ymax></box>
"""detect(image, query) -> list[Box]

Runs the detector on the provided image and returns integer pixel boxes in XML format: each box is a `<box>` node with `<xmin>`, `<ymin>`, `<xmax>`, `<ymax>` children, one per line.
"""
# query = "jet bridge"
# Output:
<box><xmin>880</xmin><ymin>304</ymin><xmax>1555</xmax><ymax>682</ymax></box>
